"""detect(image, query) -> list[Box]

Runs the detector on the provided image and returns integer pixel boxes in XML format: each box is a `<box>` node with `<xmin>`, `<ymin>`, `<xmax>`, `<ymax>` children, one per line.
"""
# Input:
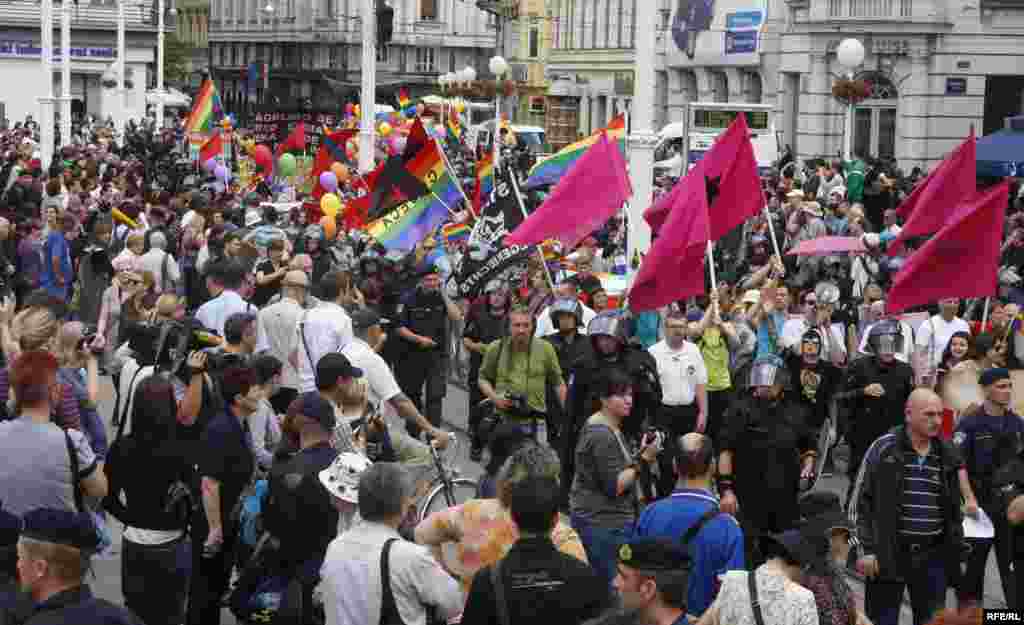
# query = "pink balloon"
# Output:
<box><xmin>203</xmin><ymin>158</ymin><xmax>217</xmax><ymax>173</ymax></box>
<box><xmin>319</xmin><ymin>171</ymin><xmax>338</xmax><ymax>192</ymax></box>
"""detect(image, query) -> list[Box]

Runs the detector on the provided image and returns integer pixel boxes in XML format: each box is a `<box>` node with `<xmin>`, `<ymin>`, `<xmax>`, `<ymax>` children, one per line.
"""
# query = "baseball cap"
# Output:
<box><xmin>297</xmin><ymin>391</ymin><xmax>337</xmax><ymax>431</ymax></box>
<box><xmin>315</xmin><ymin>353</ymin><xmax>363</xmax><ymax>389</ymax></box>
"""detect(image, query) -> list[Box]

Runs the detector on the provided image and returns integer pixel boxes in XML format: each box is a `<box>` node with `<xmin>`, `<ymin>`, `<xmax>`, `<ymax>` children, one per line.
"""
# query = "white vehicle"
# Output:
<box><xmin>468</xmin><ymin>121</ymin><xmax>550</xmax><ymax>160</ymax></box>
<box><xmin>653</xmin><ymin>102</ymin><xmax>779</xmax><ymax>177</ymax></box>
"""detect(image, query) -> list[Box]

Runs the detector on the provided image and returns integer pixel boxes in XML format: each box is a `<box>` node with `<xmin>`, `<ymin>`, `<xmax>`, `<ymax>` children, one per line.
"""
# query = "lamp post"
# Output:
<box><xmin>117</xmin><ymin>0</ymin><xmax>126</xmax><ymax>140</ymax></box>
<box><xmin>154</xmin><ymin>0</ymin><xmax>175</xmax><ymax>129</ymax></box>
<box><xmin>60</xmin><ymin>0</ymin><xmax>71</xmax><ymax>148</ymax></box>
<box><xmin>38</xmin><ymin>0</ymin><xmax>55</xmax><ymax>166</ymax></box>
<box><xmin>836</xmin><ymin>38</ymin><xmax>865</xmax><ymax>162</ymax></box>
<box><xmin>358</xmin><ymin>0</ymin><xmax>375</xmax><ymax>173</ymax></box>
<box><xmin>626</xmin><ymin>0</ymin><xmax>658</xmax><ymax>264</ymax></box>
<box><xmin>489</xmin><ymin>55</ymin><xmax>507</xmax><ymax>167</ymax></box>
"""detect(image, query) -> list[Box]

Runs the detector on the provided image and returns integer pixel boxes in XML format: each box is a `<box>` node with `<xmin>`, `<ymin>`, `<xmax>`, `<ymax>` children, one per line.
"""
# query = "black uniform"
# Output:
<box><xmin>994</xmin><ymin>432</ymin><xmax>1024</xmax><ymax>611</ymax></box>
<box><xmin>840</xmin><ymin>355</ymin><xmax>914</xmax><ymax>501</ymax></box>
<box><xmin>544</xmin><ymin>331</ymin><xmax>591</xmax><ymax>448</ymax></box>
<box><xmin>561</xmin><ymin>346</ymin><xmax>661</xmax><ymax>502</ymax></box>
<box><xmin>786</xmin><ymin>352</ymin><xmax>841</xmax><ymax>430</ymax></box>
<box><xmin>463</xmin><ymin>301</ymin><xmax>508</xmax><ymax>445</ymax></box>
<box><xmin>955</xmin><ymin>409</ymin><xmax>1024</xmax><ymax>606</ymax></box>
<box><xmin>394</xmin><ymin>288</ymin><xmax>449</xmax><ymax>438</ymax></box>
<box><xmin>6</xmin><ymin>586</ymin><xmax>145</xmax><ymax>625</ymax></box>
<box><xmin>720</xmin><ymin>393</ymin><xmax>815</xmax><ymax>565</ymax></box>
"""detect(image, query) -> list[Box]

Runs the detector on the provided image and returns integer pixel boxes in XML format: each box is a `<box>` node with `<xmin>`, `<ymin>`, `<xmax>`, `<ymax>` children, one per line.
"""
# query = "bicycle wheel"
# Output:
<box><xmin>418</xmin><ymin>478</ymin><xmax>479</xmax><ymax>522</ymax></box>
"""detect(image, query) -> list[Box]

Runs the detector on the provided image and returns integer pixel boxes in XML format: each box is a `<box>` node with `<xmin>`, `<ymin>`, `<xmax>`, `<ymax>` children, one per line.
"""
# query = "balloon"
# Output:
<box><xmin>214</xmin><ymin>164</ymin><xmax>229</xmax><ymax>182</ymax></box>
<box><xmin>379</xmin><ymin>122</ymin><xmax>393</xmax><ymax>137</ymax></box>
<box><xmin>330</xmin><ymin>162</ymin><xmax>348</xmax><ymax>181</ymax></box>
<box><xmin>277</xmin><ymin>153</ymin><xmax>297</xmax><ymax>177</ymax></box>
<box><xmin>319</xmin><ymin>171</ymin><xmax>338</xmax><ymax>193</ymax></box>
<box><xmin>390</xmin><ymin>136</ymin><xmax>407</xmax><ymax>155</ymax></box>
<box><xmin>253</xmin><ymin>145</ymin><xmax>273</xmax><ymax>172</ymax></box>
<box><xmin>321</xmin><ymin>193</ymin><xmax>341</xmax><ymax>218</ymax></box>
<box><xmin>319</xmin><ymin>215</ymin><xmax>337</xmax><ymax>240</ymax></box>
<box><xmin>345</xmin><ymin>102</ymin><xmax>355</xmax><ymax>115</ymax></box>
<box><xmin>454</xmin><ymin>101</ymin><xmax>465</xmax><ymax>113</ymax></box>
<box><xmin>353</xmin><ymin>105</ymin><xmax>360</xmax><ymax>117</ymax></box>
<box><xmin>203</xmin><ymin>158</ymin><xmax>217</xmax><ymax>173</ymax></box>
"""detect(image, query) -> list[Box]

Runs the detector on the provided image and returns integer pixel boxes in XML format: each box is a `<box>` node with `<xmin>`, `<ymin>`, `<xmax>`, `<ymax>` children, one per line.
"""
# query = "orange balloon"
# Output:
<box><xmin>330</xmin><ymin>162</ymin><xmax>348</xmax><ymax>182</ymax></box>
<box><xmin>319</xmin><ymin>215</ymin><xmax>337</xmax><ymax>240</ymax></box>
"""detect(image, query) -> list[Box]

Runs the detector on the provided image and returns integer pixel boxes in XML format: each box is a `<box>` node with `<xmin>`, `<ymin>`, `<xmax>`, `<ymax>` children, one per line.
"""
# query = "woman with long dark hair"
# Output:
<box><xmin>104</xmin><ymin>375</ymin><xmax>195</xmax><ymax>625</ymax></box>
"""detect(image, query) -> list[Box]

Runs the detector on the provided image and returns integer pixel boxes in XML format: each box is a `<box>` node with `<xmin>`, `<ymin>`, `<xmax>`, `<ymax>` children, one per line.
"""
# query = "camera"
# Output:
<box><xmin>642</xmin><ymin>427</ymin><xmax>667</xmax><ymax>452</ymax></box>
<box><xmin>78</xmin><ymin>324</ymin><xmax>104</xmax><ymax>355</ymax></box>
<box><xmin>504</xmin><ymin>392</ymin><xmax>533</xmax><ymax>419</ymax></box>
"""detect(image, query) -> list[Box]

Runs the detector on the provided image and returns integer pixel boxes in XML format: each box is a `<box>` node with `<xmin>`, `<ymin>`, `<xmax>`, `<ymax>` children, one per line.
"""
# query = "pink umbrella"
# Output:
<box><xmin>787</xmin><ymin>236</ymin><xmax>866</xmax><ymax>256</ymax></box>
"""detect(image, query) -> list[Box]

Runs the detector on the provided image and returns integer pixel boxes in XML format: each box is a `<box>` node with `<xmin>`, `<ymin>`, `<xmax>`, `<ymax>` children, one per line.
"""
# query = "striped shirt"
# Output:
<box><xmin>899</xmin><ymin>448</ymin><xmax>944</xmax><ymax>537</ymax></box>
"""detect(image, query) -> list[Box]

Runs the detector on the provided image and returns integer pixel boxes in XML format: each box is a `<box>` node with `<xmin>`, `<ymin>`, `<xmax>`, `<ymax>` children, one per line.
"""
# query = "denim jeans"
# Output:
<box><xmin>571</xmin><ymin>514</ymin><xmax>632</xmax><ymax>591</ymax></box>
<box><xmin>865</xmin><ymin>546</ymin><xmax>948</xmax><ymax>625</ymax></box>
<box><xmin>122</xmin><ymin>535</ymin><xmax>192</xmax><ymax>625</ymax></box>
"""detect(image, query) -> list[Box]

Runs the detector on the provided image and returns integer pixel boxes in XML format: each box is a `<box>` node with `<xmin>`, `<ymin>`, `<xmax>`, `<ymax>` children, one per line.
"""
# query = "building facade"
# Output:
<box><xmin>175</xmin><ymin>0</ymin><xmax>211</xmax><ymax>86</ymax></box>
<box><xmin>544</xmin><ymin>0</ymin><xmax>1024</xmax><ymax>170</ymax></box>
<box><xmin>208</xmin><ymin>0</ymin><xmax>498</xmax><ymax>117</ymax></box>
<box><xmin>499</xmin><ymin>0</ymin><xmax>553</xmax><ymax>129</ymax></box>
<box><xmin>0</xmin><ymin>0</ymin><xmax>164</xmax><ymax>126</ymax></box>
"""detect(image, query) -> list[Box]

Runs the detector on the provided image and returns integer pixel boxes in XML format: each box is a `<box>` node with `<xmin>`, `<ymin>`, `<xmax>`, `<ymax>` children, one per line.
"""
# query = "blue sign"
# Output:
<box><xmin>726</xmin><ymin>10</ymin><xmax>764</xmax><ymax>30</ymax></box>
<box><xmin>945</xmin><ymin>77</ymin><xmax>967</xmax><ymax>95</ymax></box>
<box><xmin>725</xmin><ymin>30</ymin><xmax>758</xmax><ymax>54</ymax></box>
<box><xmin>0</xmin><ymin>41</ymin><xmax>116</xmax><ymax>59</ymax></box>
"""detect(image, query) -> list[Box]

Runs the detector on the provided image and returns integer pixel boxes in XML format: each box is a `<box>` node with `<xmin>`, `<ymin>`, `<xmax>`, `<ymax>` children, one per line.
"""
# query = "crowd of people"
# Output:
<box><xmin>0</xmin><ymin>111</ymin><xmax>1020</xmax><ymax>625</ymax></box>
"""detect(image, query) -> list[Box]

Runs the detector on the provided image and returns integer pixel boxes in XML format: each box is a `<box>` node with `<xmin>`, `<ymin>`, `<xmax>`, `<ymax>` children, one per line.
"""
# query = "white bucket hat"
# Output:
<box><xmin>319</xmin><ymin>452</ymin><xmax>372</xmax><ymax>504</ymax></box>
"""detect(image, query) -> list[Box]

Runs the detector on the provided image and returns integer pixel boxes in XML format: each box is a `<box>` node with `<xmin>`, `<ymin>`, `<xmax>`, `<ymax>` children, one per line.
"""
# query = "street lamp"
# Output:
<box><xmin>489</xmin><ymin>55</ymin><xmax>508</xmax><ymax>167</ymax></box>
<box><xmin>836</xmin><ymin>38</ymin><xmax>865</xmax><ymax>161</ymax></box>
<box><xmin>155</xmin><ymin>0</ymin><xmax>174</xmax><ymax>130</ymax></box>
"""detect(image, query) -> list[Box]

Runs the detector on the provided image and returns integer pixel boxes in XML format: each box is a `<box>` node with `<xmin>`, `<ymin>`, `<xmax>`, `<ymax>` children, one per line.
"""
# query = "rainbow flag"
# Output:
<box><xmin>524</xmin><ymin>114</ymin><xmax>627</xmax><ymax>189</ymax></box>
<box><xmin>442</xmin><ymin>221</ymin><xmax>471</xmax><ymax>244</ymax></box>
<box><xmin>366</xmin><ymin>143</ymin><xmax>460</xmax><ymax>250</ymax></box>
<box><xmin>398</xmin><ymin>87</ymin><xmax>411</xmax><ymax>109</ymax></box>
<box><xmin>185</xmin><ymin>79</ymin><xmax>223</xmax><ymax>135</ymax></box>
<box><xmin>446</xmin><ymin>111</ymin><xmax>463</xmax><ymax>144</ymax></box>
<box><xmin>473</xmin><ymin>151</ymin><xmax>494</xmax><ymax>212</ymax></box>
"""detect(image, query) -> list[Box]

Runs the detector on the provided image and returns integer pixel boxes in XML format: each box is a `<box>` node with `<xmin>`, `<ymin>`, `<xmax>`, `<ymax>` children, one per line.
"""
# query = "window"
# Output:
<box><xmin>415</xmin><ymin>47</ymin><xmax>436</xmax><ymax>72</ymax></box>
<box><xmin>529</xmin><ymin>27</ymin><xmax>539</xmax><ymax>58</ymax></box>
<box><xmin>420</xmin><ymin>0</ymin><xmax>437</xmax><ymax>21</ymax></box>
<box><xmin>376</xmin><ymin>45</ymin><xmax>390</xmax><ymax>64</ymax></box>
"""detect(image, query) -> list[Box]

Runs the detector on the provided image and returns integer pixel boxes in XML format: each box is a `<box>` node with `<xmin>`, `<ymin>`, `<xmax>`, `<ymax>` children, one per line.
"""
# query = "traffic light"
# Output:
<box><xmin>377</xmin><ymin>0</ymin><xmax>394</xmax><ymax>45</ymax></box>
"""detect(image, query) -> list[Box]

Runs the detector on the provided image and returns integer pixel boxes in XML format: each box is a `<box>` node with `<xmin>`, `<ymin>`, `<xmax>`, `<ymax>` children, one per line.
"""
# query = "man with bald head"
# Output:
<box><xmin>634</xmin><ymin>433</ymin><xmax>745</xmax><ymax>618</ymax></box>
<box><xmin>849</xmin><ymin>389</ymin><xmax>965</xmax><ymax>625</ymax></box>
<box><xmin>256</xmin><ymin>270</ymin><xmax>309</xmax><ymax>413</ymax></box>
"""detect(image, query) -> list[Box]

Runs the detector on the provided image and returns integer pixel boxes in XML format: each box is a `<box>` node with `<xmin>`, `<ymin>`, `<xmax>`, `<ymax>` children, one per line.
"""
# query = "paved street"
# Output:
<box><xmin>89</xmin><ymin>376</ymin><xmax>1006</xmax><ymax>623</ymax></box>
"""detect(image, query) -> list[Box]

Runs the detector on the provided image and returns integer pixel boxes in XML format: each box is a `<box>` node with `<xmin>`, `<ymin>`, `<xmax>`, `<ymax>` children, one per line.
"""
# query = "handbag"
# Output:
<box><xmin>749</xmin><ymin>570</ymin><xmax>767</xmax><ymax>625</ymax></box>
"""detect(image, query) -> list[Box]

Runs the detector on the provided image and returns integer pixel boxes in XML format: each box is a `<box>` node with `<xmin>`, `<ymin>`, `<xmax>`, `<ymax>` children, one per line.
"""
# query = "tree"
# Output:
<box><xmin>164</xmin><ymin>35</ymin><xmax>193</xmax><ymax>85</ymax></box>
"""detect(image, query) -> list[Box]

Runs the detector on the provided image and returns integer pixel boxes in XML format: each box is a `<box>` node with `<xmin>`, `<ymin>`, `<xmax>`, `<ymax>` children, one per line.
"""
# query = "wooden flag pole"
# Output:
<box><xmin>508</xmin><ymin>164</ymin><xmax>556</xmax><ymax>292</ymax></box>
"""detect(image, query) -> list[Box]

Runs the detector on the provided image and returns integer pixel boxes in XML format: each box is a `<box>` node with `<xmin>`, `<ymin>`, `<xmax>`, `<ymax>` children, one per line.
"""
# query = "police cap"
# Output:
<box><xmin>617</xmin><ymin>537</ymin><xmax>690</xmax><ymax>571</ymax></box>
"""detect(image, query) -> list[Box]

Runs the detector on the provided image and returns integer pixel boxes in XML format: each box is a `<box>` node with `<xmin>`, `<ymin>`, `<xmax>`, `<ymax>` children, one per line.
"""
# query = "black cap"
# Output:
<box><xmin>980</xmin><ymin>367</ymin><xmax>1011</xmax><ymax>387</ymax></box>
<box><xmin>351</xmin><ymin>308</ymin><xmax>389</xmax><ymax>331</ymax></box>
<box><xmin>297</xmin><ymin>391</ymin><xmax>337</xmax><ymax>431</ymax></box>
<box><xmin>20</xmin><ymin>509</ymin><xmax>100</xmax><ymax>552</ymax></box>
<box><xmin>617</xmin><ymin>537</ymin><xmax>690</xmax><ymax>571</ymax></box>
<box><xmin>315</xmin><ymin>353</ymin><xmax>363</xmax><ymax>389</ymax></box>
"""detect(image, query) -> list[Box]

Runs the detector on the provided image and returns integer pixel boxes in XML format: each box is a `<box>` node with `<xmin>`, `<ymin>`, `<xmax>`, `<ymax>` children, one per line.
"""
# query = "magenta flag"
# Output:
<box><xmin>629</xmin><ymin>173</ymin><xmax>711</xmax><ymax>311</ymax></box>
<box><xmin>506</xmin><ymin>132</ymin><xmax>631</xmax><ymax>249</ymax></box>
<box><xmin>644</xmin><ymin>113</ymin><xmax>763</xmax><ymax>241</ymax></box>
<box><xmin>886</xmin><ymin>180</ymin><xmax>1009</xmax><ymax>315</ymax></box>
<box><xmin>888</xmin><ymin>130</ymin><xmax>976</xmax><ymax>255</ymax></box>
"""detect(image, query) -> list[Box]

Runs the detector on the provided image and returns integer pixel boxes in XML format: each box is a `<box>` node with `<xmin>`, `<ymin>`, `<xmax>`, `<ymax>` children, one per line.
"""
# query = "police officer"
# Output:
<box><xmin>718</xmin><ymin>355</ymin><xmax>816</xmax><ymax>566</ymax></box>
<box><xmin>614</xmin><ymin>537</ymin><xmax>693</xmax><ymax>625</ymax></box>
<box><xmin>462</xmin><ymin>279</ymin><xmax>511</xmax><ymax>460</ymax></box>
<box><xmin>994</xmin><ymin>410</ymin><xmax>1024</xmax><ymax>611</ymax></box>
<box><xmin>562</xmin><ymin>311</ymin><xmax>661</xmax><ymax>501</ymax></box>
<box><xmin>956</xmin><ymin>368</ymin><xmax>1023</xmax><ymax>608</ymax></box>
<box><xmin>544</xmin><ymin>297</ymin><xmax>592</xmax><ymax>449</ymax></box>
<box><xmin>839</xmin><ymin>319</ymin><xmax>915</xmax><ymax>506</ymax></box>
<box><xmin>3</xmin><ymin>509</ymin><xmax>144</xmax><ymax>624</ymax></box>
<box><xmin>394</xmin><ymin>264</ymin><xmax>463</xmax><ymax>439</ymax></box>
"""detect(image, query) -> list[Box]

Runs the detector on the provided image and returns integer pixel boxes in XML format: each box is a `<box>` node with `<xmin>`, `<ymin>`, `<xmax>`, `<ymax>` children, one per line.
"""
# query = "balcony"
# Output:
<box><xmin>826</xmin><ymin>0</ymin><xmax>912</xmax><ymax>18</ymax></box>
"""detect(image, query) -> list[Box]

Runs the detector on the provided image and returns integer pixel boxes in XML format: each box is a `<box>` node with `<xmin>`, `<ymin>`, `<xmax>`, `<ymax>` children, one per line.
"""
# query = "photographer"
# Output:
<box><xmin>56</xmin><ymin>322</ymin><xmax>106</xmax><ymax>461</ymax></box>
<box><xmin>478</xmin><ymin>305</ymin><xmax>567</xmax><ymax>446</ymax></box>
<box><xmin>569</xmin><ymin>367</ymin><xmax>662</xmax><ymax>591</ymax></box>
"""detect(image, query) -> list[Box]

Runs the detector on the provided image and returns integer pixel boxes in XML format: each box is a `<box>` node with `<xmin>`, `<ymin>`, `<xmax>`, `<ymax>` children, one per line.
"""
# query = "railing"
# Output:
<box><xmin>827</xmin><ymin>0</ymin><xmax>912</xmax><ymax>18</ymax></box>
<box><xmin>0</xmin><ymin>0</ymin><xmax>163</xmax><ymax>28</ymax></box>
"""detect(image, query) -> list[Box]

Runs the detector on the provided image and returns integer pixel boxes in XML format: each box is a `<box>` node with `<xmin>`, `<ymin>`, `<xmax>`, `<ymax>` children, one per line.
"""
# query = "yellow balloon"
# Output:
<box><xmin>379</xmin><ymin>122</ymin><xmax>393</xmax><ymax>137</ymax></box>
<box><xmin>455</xmin><ymin>101</ymin><xmax>466</xmax><ymax>113</ymax></box>
<box><xmin>321</xmin><ymin>193</ymin><xmax>341</xmax><ymax>218</ymax></box>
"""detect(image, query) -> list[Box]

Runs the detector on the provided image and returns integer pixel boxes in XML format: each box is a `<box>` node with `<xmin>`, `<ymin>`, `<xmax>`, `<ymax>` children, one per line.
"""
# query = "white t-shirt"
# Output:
<box><xmin>341</xmin><ymin>338</ymin><xmax>402</xmax><ymax>408</ymax></box>
<box><xmin>915</xmin><ymin>315</ymin><xmax>970</xmax><ymax>368</ymax></box>
<box><xmin>648</xmin><ymin>340</ymin><xmax>708</xmax><ymax>406</ymax></box>
<box><xmin>295</xmin><ymin>302</ymin><xmax>354</xmax><ymax>393</ymax></box>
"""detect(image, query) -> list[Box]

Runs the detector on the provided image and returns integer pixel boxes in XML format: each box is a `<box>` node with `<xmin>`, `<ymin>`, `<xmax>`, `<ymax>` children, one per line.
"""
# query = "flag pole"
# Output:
<box><xmin>763</xmin><ymin>205</ymin><xmax>784</xmax><ymax>267</ymax></box>
<box><xmin>508</xmin><ymin>162</ymin><xmax>557</xmax><ymax>292</ymax></box>
<box><xmin>430</xmin><ymin>190</ymin><xmax>458</xmax><ymax>216</ymax></box>
<box><xmin>982</xmin><ymin>297</ymin><xmax>991</xmax><ymax>330</ymax></box>
<box><xmin>434</xmin><ymin>141</ymin><xmax>475</xmax><ymax>217</ymax></box>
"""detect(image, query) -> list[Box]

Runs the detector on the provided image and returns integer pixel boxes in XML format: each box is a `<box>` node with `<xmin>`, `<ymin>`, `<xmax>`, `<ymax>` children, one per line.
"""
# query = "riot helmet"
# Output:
<box><xmin>749</xmin><ymin>354</ymin><xmax>791</xmax><ymax>389</ymax></box>
<box><xmin>867</xmin><ymin>319</ymin><xmax>904</xmax><ymax>358</ymax></box>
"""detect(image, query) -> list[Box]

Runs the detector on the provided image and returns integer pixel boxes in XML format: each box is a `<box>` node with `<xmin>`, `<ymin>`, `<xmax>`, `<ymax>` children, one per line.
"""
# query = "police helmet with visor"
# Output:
<box><xmin>867</xmin><ymin>319</ymin><xmax>904</xmax><ymax>357</ymax></box>
<box><xmin>749</xmin><ymin>355</ymin><xmax>791</xmax><ymax>388</ymax></box>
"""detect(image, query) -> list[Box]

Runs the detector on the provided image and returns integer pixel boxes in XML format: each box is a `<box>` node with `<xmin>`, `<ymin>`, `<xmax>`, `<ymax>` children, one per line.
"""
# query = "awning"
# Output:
<box><xmin>978</xmin><ymin>115</ymin><xmax>1024</xmax><ymax>178</ymax></box>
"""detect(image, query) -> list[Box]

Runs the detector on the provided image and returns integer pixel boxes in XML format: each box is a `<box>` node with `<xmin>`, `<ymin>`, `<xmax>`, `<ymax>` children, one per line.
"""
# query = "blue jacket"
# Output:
<box><xmin>634</xmin><ymin>488</ymin><xmax>745</xmax><ymax>616</ymax></box>
<box><xmin>9</xmin><ymin>585</ymin><xmax>143</xmax><ymax>625</ymax></box>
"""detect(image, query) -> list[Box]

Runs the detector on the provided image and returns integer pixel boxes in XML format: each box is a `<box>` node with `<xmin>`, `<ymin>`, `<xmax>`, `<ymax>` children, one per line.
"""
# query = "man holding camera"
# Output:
<box><xmin>478</xmin><ymin>306</ymin><xmax>567</xmax><ymax>446</ymax></box>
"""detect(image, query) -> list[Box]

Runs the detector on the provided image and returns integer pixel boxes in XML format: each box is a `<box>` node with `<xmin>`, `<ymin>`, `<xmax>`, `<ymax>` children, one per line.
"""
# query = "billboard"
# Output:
<box><xmin>671</xmin><ymin>0</ymin><xmax>767</xmax><ymax>64</ymax></box>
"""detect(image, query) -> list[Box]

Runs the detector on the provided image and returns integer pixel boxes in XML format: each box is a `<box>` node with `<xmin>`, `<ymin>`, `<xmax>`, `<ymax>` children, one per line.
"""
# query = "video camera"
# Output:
<box><xmin>123</xmin><ymin>317</ymin><xmax>223</xmax><ymax>374</ymax></box>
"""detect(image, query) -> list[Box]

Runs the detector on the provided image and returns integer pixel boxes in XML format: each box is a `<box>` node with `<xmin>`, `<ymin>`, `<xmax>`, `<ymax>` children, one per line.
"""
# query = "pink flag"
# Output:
<box><xmin>787</xmin><ymin>236</ymin><xmax>866</xmax><ymax>257</ymax></box>
<box><xmin>888</xmin><ymin>130</ymin><xmax>976</xmax><ymax>254</ymax></box>
<box><xmin>506</xmin><ymin>132</ymin><xmax>631</xmax><ymax>249</ymax></box>
<box><xmin>644</xmin><ymin>113</ymin><xmax>763</xmax><ymax>241</ymax></box>
<box><xmin>886</xmin><ymin>180</ymin><xmax>1009</xmax><ymax>314</ymax></box>
<box><xmin>629</xmin><ymin>173</ymin><xmax>711</xmax><ymax>311</ymax></box>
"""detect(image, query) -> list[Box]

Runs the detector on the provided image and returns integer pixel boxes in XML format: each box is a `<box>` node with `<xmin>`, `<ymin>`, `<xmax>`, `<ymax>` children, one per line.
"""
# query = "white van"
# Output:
<box><xmin>653</xmin><ymin>107</ymin><xmax>779</xmax><ymax>177</ymax></box>
<box><xmin>468</xmin><ymin>121</ymin><xmax>550</xmax><ymax>160</ymax></box>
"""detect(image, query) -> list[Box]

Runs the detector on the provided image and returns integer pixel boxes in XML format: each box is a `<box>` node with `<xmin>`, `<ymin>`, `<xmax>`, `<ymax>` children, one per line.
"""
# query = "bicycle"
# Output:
<box><xmin>416</xmin><ymin>433</ymin><xmax>479</xmax><ymax>523</ymax></box>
